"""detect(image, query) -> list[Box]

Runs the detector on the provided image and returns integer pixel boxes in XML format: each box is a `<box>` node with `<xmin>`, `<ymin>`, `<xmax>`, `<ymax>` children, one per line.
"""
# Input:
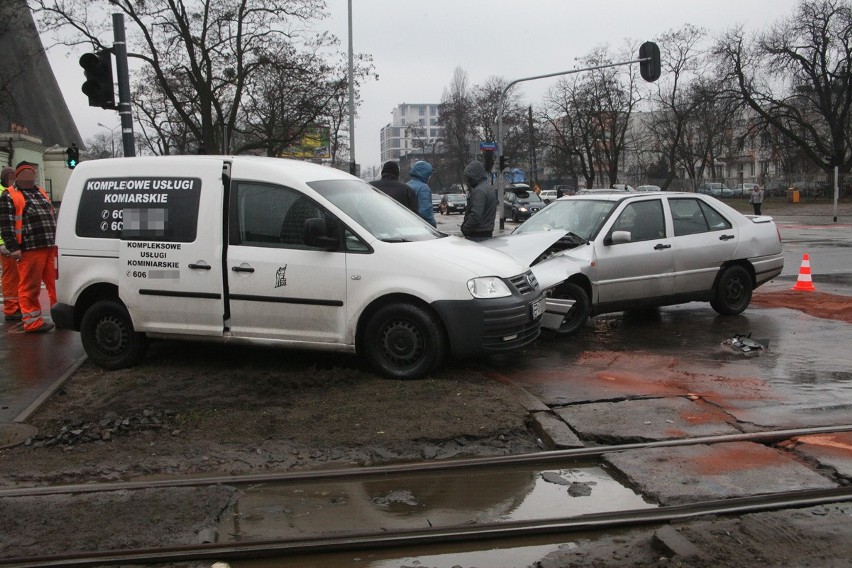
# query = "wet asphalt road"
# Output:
<box><xmin>1</xmin><ymin>210</ymin><xmax>850</xmax><ymax>427</ymax></box>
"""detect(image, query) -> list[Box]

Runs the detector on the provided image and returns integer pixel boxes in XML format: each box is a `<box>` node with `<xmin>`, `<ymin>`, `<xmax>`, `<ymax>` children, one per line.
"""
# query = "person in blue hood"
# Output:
<box><xmin>407</xmin><ymin>160</ymin><xmax>437</xmax><ymax>227</ymax></box>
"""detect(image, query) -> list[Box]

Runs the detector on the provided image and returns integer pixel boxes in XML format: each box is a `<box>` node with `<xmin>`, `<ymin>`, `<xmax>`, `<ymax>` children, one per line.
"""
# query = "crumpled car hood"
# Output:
<box><xmin>485</xmin><ymin>230</ymin><xmax>589</xmax><ymax>290</ymax></box>
<box><xmin>484</xmin><ymin>230</ymin><xmax>568</xmax><ymax>266</ymax></box>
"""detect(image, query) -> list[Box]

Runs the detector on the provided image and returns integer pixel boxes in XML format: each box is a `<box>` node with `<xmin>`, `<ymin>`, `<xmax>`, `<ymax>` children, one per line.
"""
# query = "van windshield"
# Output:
<box><xmin>308</xmin><ymin>179</ymin><xmax>443</xmax><ymax>242</ymax></box>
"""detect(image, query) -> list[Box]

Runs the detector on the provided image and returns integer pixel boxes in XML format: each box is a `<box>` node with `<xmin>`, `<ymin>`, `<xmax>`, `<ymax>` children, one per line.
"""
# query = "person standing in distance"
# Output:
<box><xmin>750</xmin><ymin>184</ymin><xmax>764</xmax><ymax>215</ymax></box>
<box><xmin>460</xmin><ymin>160</ymin><xmax>496</xmax><ymax>242</ymax></box>
<box><xmin>0</xmin><ymin>167</ymin><xmax>21</xmax><ymax>321</ymax></box>
<box><xmin>369</xmin><ymin>161</ymin><xmax>418</xmax><ymax>213</ymax></box>
<box><xmin>407</xmin><ymin>160</ymin><xmax>436</xmax><ymax>227</ymax></box>
<box><xmin>0</xmin><ymin>162</ymin><xmax>57</xmax><ymax>333</ymax></box>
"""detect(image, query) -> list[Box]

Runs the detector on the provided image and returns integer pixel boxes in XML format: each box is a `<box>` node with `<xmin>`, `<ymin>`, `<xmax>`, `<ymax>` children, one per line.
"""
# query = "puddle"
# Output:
<box><xmin>218</xmin><ymin>463</ymin><xmax>653</xmax><ymax>542</ymax></box>
<box><xmin>232</xmin><ymin>540</ymin><xmax>572</xmax><ymax>568</ymax></box>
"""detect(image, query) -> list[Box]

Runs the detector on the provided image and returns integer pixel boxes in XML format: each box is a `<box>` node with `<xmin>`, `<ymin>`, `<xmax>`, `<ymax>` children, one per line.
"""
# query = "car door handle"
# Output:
<box><xmin>231</xmin><ymin>266</ymin><xmax>255</xmax><ymax>273</ymax></box>
<box><xmin>654</xmin><ymin>243</ymin><xmax>671</xmax><ymax>250</ymax></box>
<box><xmin>188</xmin><ymin>263</ymin><xmax>212</xmax><ymax>270</ymax></box>
<box><xmin>719</xmin><ymin>234</ymin><xmax>736</xmax><ymax>241</ymax></box>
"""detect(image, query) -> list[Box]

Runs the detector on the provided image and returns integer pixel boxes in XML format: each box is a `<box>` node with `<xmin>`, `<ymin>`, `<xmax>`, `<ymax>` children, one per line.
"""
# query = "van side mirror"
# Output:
<box><xmin>304</xmin><ymin>218</ymin><xmax>338</xmax><ymax>251</ymax></box>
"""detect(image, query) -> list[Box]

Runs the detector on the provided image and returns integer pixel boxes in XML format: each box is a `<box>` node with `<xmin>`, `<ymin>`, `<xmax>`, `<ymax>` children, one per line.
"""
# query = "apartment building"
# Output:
<box><xmin>380</xmin><ymin>103</ymin><xmax>444</xmax><ymax>163</ymax></box>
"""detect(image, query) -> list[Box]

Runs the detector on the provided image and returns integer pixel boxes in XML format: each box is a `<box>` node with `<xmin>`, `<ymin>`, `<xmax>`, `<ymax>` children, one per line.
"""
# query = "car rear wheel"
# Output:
<box><xmin>80</xmin><ymin>299</ymin><xmax>148</xmax><ymax>370</ymax></box>
<box><xmin>553</xmin><ymin>282</ymin><xmax>590</xmax><ymax>335</ymax></box>
<box><xmin>711</xmin><ymin>265</ymin><xmax>753</xmax><ymax>315</ymax></box>
<box><xmin>363</xmin><ymin>303</ymin><xmax>446</xmax><ymax>379</ymax></box>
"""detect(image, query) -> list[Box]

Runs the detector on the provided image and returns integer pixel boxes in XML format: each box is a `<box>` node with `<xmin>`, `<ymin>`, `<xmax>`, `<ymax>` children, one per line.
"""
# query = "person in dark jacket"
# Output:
<box><xmin>369</xmin><ymin>161</ymin><xmax>418</xmax><ymax>212</ymax></box>
<box><xmin>460</xmin><ymin>160</ymin><xmax>496</xmax><ymax>242</ymax></box>
<box><xmin>407</xmin><ymin>160</ymin><xmax>437</xmax><ymax>227</ymax></box>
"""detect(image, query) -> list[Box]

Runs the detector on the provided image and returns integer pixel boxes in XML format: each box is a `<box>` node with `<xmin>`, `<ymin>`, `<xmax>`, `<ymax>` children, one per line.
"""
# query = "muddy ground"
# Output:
<box><xmin>1</xmin><ymin>289</ymin><xmax>851</xmax><ymax>566</ymax></box>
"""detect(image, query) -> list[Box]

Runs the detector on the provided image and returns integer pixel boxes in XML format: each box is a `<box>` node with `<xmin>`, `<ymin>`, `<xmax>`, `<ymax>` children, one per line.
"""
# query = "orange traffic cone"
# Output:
<box><xmin>791</xmin><ymin>254</ymin><xmax>816</xmax><ymax>291</ymax></box>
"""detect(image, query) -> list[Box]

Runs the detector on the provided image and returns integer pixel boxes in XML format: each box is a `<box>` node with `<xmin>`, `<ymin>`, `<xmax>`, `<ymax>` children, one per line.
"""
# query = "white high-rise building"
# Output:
<box><xmin>379</xmin><ymin>103</ymin><xmax>444</xmax><ymax>163</ymax></box>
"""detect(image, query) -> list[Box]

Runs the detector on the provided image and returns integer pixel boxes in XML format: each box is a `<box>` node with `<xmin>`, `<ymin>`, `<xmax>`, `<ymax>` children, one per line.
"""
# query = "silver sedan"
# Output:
<box><xmin>485</xmin><ymin>192</ymin><xmax>784</xmax><ymax>334</ymax></box>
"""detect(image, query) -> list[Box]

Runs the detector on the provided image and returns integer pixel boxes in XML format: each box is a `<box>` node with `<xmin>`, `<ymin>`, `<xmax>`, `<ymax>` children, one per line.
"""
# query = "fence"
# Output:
<box><xmin>624</xmin><ymin>174</ymin><xmax>852</xmax><ymax>199</ymax></box>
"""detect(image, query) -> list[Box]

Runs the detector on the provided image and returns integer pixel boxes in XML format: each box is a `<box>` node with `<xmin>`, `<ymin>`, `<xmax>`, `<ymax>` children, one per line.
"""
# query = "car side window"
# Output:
<box><xmin>230</xmin><ymin>182</ymin><xmax>339</xmax><ymax>250</ymax></box>
<box><xmin>612</xmin><ymin>200</ymin><xmax>665</xmax><ymax>242</ymax></box>
<box><xmin>699</xmin><ymin>201</ymin><xmax>733</xmax><ymax>231</ymax></box>
<box><xmin>670</xmin><ymin>198</ymin><xmax>732</xmax><ymax>236</ymax></box>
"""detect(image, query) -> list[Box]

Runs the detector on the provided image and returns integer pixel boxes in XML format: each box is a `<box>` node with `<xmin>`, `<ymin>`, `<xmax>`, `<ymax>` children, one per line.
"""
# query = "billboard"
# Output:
<box><xmin>279</xmin><ymin>126</ymin><xmax>332</xmax><ymax>159</ymax></box>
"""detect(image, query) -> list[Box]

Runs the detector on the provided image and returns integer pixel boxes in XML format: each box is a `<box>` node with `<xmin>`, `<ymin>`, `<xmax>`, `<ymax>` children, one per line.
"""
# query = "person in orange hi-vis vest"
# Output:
<box><xmin>0</xmin><ymin>166</ymin><xmax>22</xmax><ymax>321</ymax></box>
<box><xmin>0</xmin><ymin>162</ymin><xmax>57</xmax><ymax>333</ymax></box>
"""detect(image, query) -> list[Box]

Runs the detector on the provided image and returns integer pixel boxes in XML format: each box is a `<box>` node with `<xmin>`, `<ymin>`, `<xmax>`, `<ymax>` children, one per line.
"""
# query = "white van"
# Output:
<box><xmin>52</xmin><ymin>156</ymin><xmax>544</xmax><ymax>379</ymax></box>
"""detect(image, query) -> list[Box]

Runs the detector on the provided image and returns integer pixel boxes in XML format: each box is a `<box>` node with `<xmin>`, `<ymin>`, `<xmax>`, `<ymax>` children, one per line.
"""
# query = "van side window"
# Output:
<box><xmin>231</xmin><ymin>182</ymin><xmax>339</xmax><ymax>250</ymax></box>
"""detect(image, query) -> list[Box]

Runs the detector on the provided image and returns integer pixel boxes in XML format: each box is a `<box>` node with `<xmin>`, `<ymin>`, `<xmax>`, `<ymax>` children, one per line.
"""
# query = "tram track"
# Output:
<box><xmin>3</xmin><ymin>487</ymin><xmax>850</xmax><ymax>567</ymax></box>
<box><xmin>2</xmin><ymin>424</ymin><xmax>851</xmax><ymax>567</ymax></box>
<box><xmin>2</xmin><ymin>424</ymin><xmax>849</xmax><ymax>499</ymax></box>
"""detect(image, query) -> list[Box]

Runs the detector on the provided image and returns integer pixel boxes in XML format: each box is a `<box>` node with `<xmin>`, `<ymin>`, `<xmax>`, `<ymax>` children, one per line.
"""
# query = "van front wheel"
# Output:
<box><xmin>363</xmin><ymin>303</ymin><xmax>445</xmax><ymax>380</ymax></box>
<box><xmin>81</xmin><ymin>300</ymin><xmax>148</xmax><ymax>370</ymax></box>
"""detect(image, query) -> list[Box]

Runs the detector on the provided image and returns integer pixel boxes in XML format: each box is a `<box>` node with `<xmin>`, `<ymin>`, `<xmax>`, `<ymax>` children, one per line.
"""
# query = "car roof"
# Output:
<box><xmin>577</xmin><ymin>188</ymin><xmax>631</xmax><ymax>194</ymax></box>
<box><xmin>568</xmin><ymin>191</ymin><xmax>699</xmax><ymax>202</ymax></box>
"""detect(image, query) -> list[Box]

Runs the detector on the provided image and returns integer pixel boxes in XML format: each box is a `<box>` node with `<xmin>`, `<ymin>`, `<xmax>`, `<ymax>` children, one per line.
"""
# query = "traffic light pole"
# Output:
<box><xmin>112</xmin><ymin>13</ymin><xmax>136</xmax><ymax>157</ymax></box>
<box><xmin>496</xmin><ymin>49</ymin><xmax>656</xmax><ymax>230</ymax></box>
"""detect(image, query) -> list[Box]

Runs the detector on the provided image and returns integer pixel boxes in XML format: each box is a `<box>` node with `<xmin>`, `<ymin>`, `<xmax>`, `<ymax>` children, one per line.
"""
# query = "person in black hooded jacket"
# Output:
<box><xmin>460</xmin><ymin>160</ymin><xmax>496</xmax><ymax>241</ymax></box>
<box><xmin>369</xmin><ymin>161</ymin><xmax>418</xmax><ymax>213</ymax></box>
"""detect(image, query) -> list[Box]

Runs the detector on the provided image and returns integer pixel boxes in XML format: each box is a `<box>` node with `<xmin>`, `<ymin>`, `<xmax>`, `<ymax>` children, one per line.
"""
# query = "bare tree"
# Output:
<box><xmin>646</xmin><ymin>24</ymin><xmax>710</xmax><ymax>189</ymax></box>
<box><xmin>676</xmin><ymin>80</ymin><xmax>741</xmax><ymax>182</ymax></box>
<box><xmin>470</xmin><ymin>76</ymin><xmax>525</xmax><ymax>172</ymax></box>
<box><xmin>33</xmin><ymin>0</ymin><xmax>370</xmax><ymax>155</ymax></box>
<box><xmin>543</xmin><ymin>44</ymin><xmax>642</xmax><ymax>188</ymax></box>
<box><xmin>438</xmin><ymin>67</ymin><xmax>476</xmax><ymax>184</ymax></box>
<box><xmin>714</xmin><ymin>0</ymin><xmax>852</xmax><ymax>172</ymax></box>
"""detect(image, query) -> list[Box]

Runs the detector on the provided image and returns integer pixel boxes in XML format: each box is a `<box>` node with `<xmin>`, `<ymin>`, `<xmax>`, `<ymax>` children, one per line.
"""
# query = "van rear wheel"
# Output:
<box><xmin>81</xmin><ymin>299</ymin><xmax>147</xmax><ymax>370</ymax></box>
<box><xmin>363</xmin><ymin>303</ymin><xmax>445</xmax><ymax>380</ymax></box>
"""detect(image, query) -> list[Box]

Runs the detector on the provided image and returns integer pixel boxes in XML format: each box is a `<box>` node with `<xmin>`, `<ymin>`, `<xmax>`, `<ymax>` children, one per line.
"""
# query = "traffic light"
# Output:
<box><xmin>639</xmin><ymin>41</ymin><xmax>661</xmax><ymax>83</ymax></box>
<box><xmin>499</xmin><ymin>155</ymin><xmax>508</xmax><ymax>171</ymax></box>
<box><xmin>65</xmin><ymin>144</ymin><xmax>80</xmax><ymax>169</ymax></box>
<box><xmin>79</xmin><ymin>50</ymin><xmax>116</xmax><ymax>109</ymax></box>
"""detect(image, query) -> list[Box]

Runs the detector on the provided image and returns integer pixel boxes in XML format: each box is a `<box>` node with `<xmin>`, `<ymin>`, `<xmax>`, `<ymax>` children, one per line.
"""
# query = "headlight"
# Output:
<box><xmin>519</xmin><ymin>207</ymin><xmax>528</xmax><ymax>212</ymax></box>
<box><xmin>467</xmin><ymin>277</ymin><xmax>512</xmax><ymax>298</ymax></box>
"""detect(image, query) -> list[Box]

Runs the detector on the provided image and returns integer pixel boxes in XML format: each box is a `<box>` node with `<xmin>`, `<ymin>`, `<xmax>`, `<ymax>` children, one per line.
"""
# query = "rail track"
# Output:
<box><xmin>2</xmin><ymin>425</ymin><xmax>851</xmax><ymax>567</ymax></box>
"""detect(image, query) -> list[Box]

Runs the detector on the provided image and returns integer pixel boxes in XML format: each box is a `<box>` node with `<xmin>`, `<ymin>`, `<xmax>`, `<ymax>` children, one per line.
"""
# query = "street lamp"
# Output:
<box><xmin>347</xmin><ymin>0</ymin><xmax>356</xmax><ymax>176</ymax></box>
<box><xmin>97</xmin><ymin>122</ymin><xmax>120</xmax><ymax>157</ymax></box>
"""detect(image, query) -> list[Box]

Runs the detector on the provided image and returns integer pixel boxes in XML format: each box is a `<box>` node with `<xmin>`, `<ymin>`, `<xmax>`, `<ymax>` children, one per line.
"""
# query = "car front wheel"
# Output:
<box><xmin>363</xmin><ymin>303</ymin><xmax>446</xmax><ymax>379</ymax></box>
<box><xmin>553</xmin><ymin>282</ymin><xmax>590</xmax><ymax>335</ymax></box>
<box><xmin>80</xmin><ymin>299</ymin><xmax>148</xmax><ymax>369</ymax></box>
<box><xmin>711</xmin><ymin>265</ymin><xmax>753</xmax><ymax>315</ymax></box>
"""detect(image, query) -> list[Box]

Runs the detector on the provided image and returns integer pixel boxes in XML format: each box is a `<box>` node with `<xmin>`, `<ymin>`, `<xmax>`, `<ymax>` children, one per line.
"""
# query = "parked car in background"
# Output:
<box><xmin>636</xmin><ymin>184</ymin><xmax>662</xmax><ymax>192</ymax></box>
<box><xmin>486</xmin><ymin>192</ymin><xmax>783</xmax><ymax>335</ymax></box>
<box><xmin>431</xmin><ymin>193</ymin><xmax>442</xmax><ymax>211</ymax></box>
<box><xmin>439</xmin><ymin>193</ymin><xmax>467</xmax><ymax>214</ymax></box>
<box><xmin>612</xmin><ymin>183</ymin><xmax>635</xmax><ymax>191</ymax></box>
<box><xmin>697</xmin><ymin>182</ymin><xmax>734</xmax><ymax>198</ymax></box>
<box><xmin>540</xmin><ymin>189</ymin><xmax>558</xmax><ymax>204</ymax></box>
<box><xmin>504</xmin><ymin>185</ymin><xmax>545</xmax><ymax>222</ymax></box>
<box><xmin>732</xmin><ymin>182</ymin><xmax>757</xmax><ymax>197</ymax></box>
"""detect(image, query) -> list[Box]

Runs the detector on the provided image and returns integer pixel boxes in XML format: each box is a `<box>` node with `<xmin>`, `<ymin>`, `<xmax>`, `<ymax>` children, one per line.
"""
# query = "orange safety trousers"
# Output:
<box><xmin>17</xmin><ymin>247</ymin><xmax>56</xmax><ymax>332</ymax></box>
<box><xmin>1</xmin><ymin>253</ymin><xmax>20</xmax><ymax>317</ymax></box>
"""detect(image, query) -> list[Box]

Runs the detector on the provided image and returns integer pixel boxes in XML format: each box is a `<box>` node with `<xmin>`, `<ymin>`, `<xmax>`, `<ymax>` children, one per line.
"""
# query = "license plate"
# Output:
<box><xmin>531</xmin><ymin>296</ymin><xmax>545</xmax><ymax>319</ymax></box>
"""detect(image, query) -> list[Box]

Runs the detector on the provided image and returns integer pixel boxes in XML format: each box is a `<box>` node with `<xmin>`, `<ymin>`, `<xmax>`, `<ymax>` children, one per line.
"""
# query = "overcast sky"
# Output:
<box><xmin>47</xmin><ymin>0</ymin><xmax>802</xmax><ymax>170</ymax></box>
